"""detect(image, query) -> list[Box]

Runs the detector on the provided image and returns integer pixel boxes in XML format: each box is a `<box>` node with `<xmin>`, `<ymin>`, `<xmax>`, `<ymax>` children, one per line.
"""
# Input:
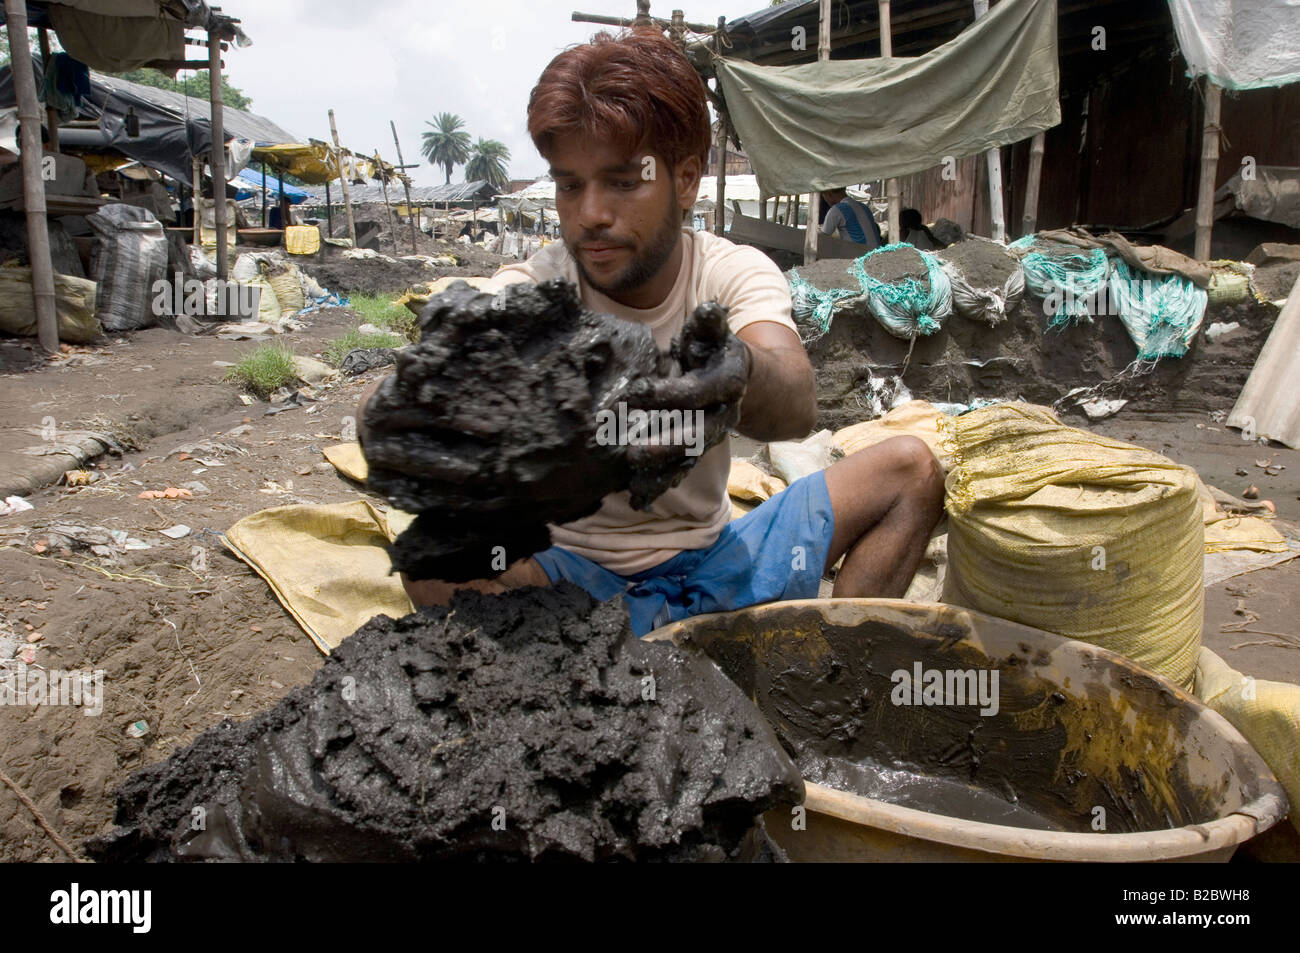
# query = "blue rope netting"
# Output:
<box><xmin>789</xmin><ymin>268</ymin><xmax>859</xmax><ymax>342</ymax></box>
<box><xmin>848</xmin><ymin>242</ymin><xmax>952</xmax><ymax>340</ymax></box>
<box><xmin>1009</xmin><ymin>235</ymin><xmax>1110</xmax><ymax>328</ymax></box>
<box><xmin>1107</xmin><ymin>259</ymin><xmax>1208</xmax><ymax>360</ymax></box>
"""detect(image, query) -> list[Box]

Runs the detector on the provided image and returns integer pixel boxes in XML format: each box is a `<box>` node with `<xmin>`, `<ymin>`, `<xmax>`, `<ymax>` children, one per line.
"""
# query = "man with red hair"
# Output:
<box><xmin>366</xmin><ymin>29</ymin><xmax>944</xmax><ymax>635</ymax></box>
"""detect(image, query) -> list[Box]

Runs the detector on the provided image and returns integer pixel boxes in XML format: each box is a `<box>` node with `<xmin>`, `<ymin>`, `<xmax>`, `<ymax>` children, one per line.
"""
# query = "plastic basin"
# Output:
<box><xmin>645</xmin><ymin>599</ymin><xmax>1287</xmax><ymax>862</ymax></box>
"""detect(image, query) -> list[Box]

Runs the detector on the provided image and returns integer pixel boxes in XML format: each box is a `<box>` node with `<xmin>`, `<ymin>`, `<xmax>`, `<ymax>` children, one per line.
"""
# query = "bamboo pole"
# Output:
<box><xmin>1195</xmin><ymin>80</ymin><xmax>1222</xmax><ymax>262</ymax></box>
<box><xmin>880</xmin><ymin>1</ymin><xmax>899</xmax><ymax>244</ymax></box>
<box><xmin>260</xmin><ymin>160</ymin><xmax>268</xmax><ymax>227</ymax></box>
<box><xmin>1021</xmin><ymin>132</ymin><xmax>1045</xmax><ymax>237</ymax></box>
<box><xmin>390</xmin><ymin>120</ymin><xmax>419</xmax><ymax>253</ymax></box>
<box><xmin>375</xmin><ymin>149</ymin><xmax>397</xmax><ymax>245</ymax></box>
<box><xmin>328</xmin><ymin>109</ymin><xmax>357</xmax><ymax>246</ymax></box>
<box><xmin>5</xmin><ymin>2</ymin><xmax>57</xmax><ymax>353</ymax></box>
<box><xmin>713</xmin><ymin>17</ymin><xmax>727</xmax><ymax>237</ymax></box>
<box><xmin>192</xmin><ymin>154</ymin><xmax>202</xmax><ymax>247</ymax></box>
<box><xmin>803</xmin><ymin>0</ymin><xmax>831</xmax><ymax>264</ymax></box>
<box><xmin>972</xmin><ymin>1</ymin><xmax>1005</xmax><ymax>241</ymax></box>
<box><xmin>207</xmin><ymin>31</ymin><xmax>229</xmax><ymax>278</ymax></box>
<box><xmin>36</xmin><ymin>27</ymin><xmax>58</xmax><ymax>152</ymax></box>
<box><xmin>325</xmin><ymin>180</ymin><xmax>333</xmax><ymax>237</ymax></box>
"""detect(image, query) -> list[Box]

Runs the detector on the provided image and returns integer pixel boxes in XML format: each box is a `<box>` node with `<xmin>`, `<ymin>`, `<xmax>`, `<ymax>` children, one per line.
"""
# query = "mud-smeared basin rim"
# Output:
<box><xmin>646</xmin><ymin>597</ymin><xmax>1289</xmax><ymax>862</ymax></box>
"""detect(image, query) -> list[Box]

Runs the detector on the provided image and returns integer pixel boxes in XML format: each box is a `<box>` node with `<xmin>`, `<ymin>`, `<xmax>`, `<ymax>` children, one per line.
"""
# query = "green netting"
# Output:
<box><xmin>788</xmin><ymin>268</ymin><xmax>859</xmax><ymax>343</ymax></box>
<box><xmin>848</xmin><ymin>242</ymin><xmax>952</xmax><ymax>340</ymax></box>
<box><xmin>1107</xmin><ymin>258</ymin><xmax>1208</xmax><ymax>359</ymax></box>
<box><xmin>1009</xmin><ymin>235</ymin><xmax>1110</xmax><ymax>329</ymax></box>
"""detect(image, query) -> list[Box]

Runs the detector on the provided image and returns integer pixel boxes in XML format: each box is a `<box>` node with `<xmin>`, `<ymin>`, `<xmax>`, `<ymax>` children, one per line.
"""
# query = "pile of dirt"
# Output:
<box><xmin>794</xmin><ymin>258</ymin><xmax>860</xmax><ymax>293</ymax></box>
<box><xmin>1253</xmin><ymin>259</ymin><xmax>1300</xmax><ymax>302</ymax></box>
<box><xmin>807</xmin><ymin>283</ymin><xmax>1281</xmax><ymax>431</ymax></box>
<box><xmin>362</xmin><ymin>279</ymin><xmax>737</xmax><ymax>583</ymax></box>
<box><xmin>936</xmin><ymin>238</ymin><xmax>1021</xmax><ymax>287</ymax></box>
<box><xmin>860</xmin><ymin>245</ymin><xmax>929</xmax><ymax>287</ymax></box>
<box><xmin>87</xmin><ymin>583</ymin><xmax>803</xmax><ymax>862</ymax></box>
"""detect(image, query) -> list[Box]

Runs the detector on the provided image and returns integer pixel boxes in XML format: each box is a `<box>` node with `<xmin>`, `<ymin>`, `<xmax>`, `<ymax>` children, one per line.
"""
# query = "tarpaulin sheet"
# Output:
<box><xmin>715</xmin><ymin>0</ymin><xmax>1060</xmax><ymax>198</ymax></box>
<box><xmin>1167</xmin><ymin>0</ymin><xmax>1300</xmax><ymax>91</ymax></box>
<box><xmin>233</xmin><ymin>167</ymin><xmax>312</xmax><ymax>203</ymax></box>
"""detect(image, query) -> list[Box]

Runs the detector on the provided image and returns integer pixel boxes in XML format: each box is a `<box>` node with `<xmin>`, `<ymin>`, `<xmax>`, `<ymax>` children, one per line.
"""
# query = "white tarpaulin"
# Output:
<box><xmin>1167</xmin><ymin>0</ymin><xmax>1300</xmax><ymax>90</ymax></box>
<box><xmin>715</xmin><ymin>0</ymin><xmax>1060</xmax><ymax>198</ymax></box>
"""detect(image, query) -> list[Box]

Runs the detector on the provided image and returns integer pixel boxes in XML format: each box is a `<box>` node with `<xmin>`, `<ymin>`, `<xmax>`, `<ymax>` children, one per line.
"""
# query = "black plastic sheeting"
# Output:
<box><xmin>0</xmin><ymin>56</ymin><xmax>299</xmax><ymax>186</ymax></box>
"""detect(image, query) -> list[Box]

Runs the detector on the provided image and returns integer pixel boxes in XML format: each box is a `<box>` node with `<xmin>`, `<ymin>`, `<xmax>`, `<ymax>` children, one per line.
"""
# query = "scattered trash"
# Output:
<box><xmin>160</xmin><ymin>525</ymin><xmax>192</xmax><ymax>539</ymax></box>
<box><xmin>1243</xmin><ymin>485</ymin><xmax>1260</xmax><ymax>499</ymax></box>
<box><xmin>259</xmin><ymin>480</ymin><xmax>293</xmax><ymax>494</ymax></box>
<box><xmin>125</xmin><ymin>720</ymin><xmax>150</xmax><ymax>739</ymax></box>
<box><xmin>292</xmin><ymin>355</ymin><xmax>337</xmax><ymax>386</ymax></box>
<box><xmin>356</xmin><ymin>323</ymin><xmax>385</xmax><ymax>336</ymax></box>
<box><xmin>264</xmin><ymin>391</ymin><xmax>316</xmax><ymax>416</ymax></box>
<box><xmin>180</xmin><ymin>481</ymin><xmax>211</xmax><ymax>495</ymax></box>
<box><xmin>1079</xmin><ymin>397</ymin><xmax>1128</xmax><ymax>420</ymax></box>
<box><xmin>62</xmin><ymin>469</ymin><xmax>100</xmax><ymax>486</ymax></box>
<box><xmin>1205</xmin><ymin>321</ymin><xmax>1241</xmax><ymax>343</ymax></box>
<box><xmin>226</xmin><ymin>424</ymin><xmax>254</xmax><ymax>437</ymax></box>
<box><xmin>138</xmin><ymin>488</ymin><xmax>193</xmax><ymax>499</ymax></box>
<box><xmin>238</xmin><ymin>395</ymin><xmax>255</xmax><ymax>405</ymax></box>
<box><xmin>0</xmin><ymin>496</ymin><xmax>33</xmax><ymax>516</ymax></box>
<box><xmin>340</xmin><ymin>347</ymin><xmax>398</xmax><ymax>376</ymax></box>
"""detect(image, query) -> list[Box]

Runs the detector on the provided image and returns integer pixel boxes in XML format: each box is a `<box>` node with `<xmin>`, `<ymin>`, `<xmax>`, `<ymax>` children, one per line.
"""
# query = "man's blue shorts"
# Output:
<box><xmin>533</xmin><ymin>470</ymin><xmax>835</xmax><ymax>636</ymax></box>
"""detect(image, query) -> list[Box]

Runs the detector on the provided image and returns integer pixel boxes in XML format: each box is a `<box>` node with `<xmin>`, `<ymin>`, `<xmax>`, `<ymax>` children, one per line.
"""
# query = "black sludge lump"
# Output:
<box><xmin>360</xmin><ymin>279</ymin><xmax>737</xmax><ymax>583</ymax></box>
<box><xmin>88</xmin><ymin>584</ymin><xmax>804</xmax><ymax>862</ymax></box>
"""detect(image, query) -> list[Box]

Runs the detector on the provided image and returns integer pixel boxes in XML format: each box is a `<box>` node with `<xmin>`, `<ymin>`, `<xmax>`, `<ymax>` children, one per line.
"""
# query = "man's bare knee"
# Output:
<box><xmin>401</xmin><ymin>558</ymin><xmax>551</xmax><ymax>607</ymax></box>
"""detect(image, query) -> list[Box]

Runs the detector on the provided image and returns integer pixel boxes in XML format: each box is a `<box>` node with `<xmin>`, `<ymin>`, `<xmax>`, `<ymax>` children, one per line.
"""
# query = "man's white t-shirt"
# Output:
<box><xmin>481</xmin><ymin>228</ymin><xmax>798</xmax><ymax>575</ymax></box>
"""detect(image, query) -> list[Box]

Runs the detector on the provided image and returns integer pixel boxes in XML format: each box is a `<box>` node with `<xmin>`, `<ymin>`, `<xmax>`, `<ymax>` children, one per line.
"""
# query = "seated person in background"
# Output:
<box><xmin>898</xmin><ymin>207</ymin><xmax>945</xmax><ymax>250</ymax></box>
<box><xmin>820</xmin><ymin>187</ymin><xmax>882</xmax><ymax>249</ymax></box>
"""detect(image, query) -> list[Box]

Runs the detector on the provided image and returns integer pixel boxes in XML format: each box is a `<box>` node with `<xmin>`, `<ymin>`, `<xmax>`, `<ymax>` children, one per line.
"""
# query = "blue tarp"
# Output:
<box><xmin>234</xmin><ymin>167</ymin><xmax>311</xmax><ymax>204</ymax></box>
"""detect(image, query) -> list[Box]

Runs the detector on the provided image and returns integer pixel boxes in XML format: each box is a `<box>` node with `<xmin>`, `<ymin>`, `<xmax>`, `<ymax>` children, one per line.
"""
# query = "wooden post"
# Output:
<box><xmin>713</xmin><ymin>17</ymin><xmax>727</xmax><ymax>237</ymax></box>
<box><xmin>5</xmin><ymin>1</ymin><xmax>57</xmax><ymax>353</ymax></box>
<box><xmin>972</xmin><ymin>1</ymin><xmax>1005</xmax><ymax>241</ymax></box>
<box><xmin>375</xmin><ymin>150</ymin><xmax>397</xmax><ymax>246</ymax></box>
<box><xmin>1195</xmin><ymin>80</ymin><xmax>1222</xmax><ymax>262</ymax></box>
<box><xmin>37</xmin><ymin>27</ymin><xmax>58</xmax><ymax>152</ymax></box>
<box><xmin>880</xmin><ymin>1</ymin><xmax>899</xmax><ymax>244</ymax></box>
<box><xmin>759</xmin><ymin>197</ymin><xmax>766</xmax><ymax>221</ymax></box>
<box><xmin>390</xmin><ymin>120</ymin><xmax>419</xmax><ymax>254</ymax></box>
<box><xmin>1021</xmin><ymin>132</ymin><xmax>1045</xmax><ymax>237</ymax></box>
<box><xmin>260</xmin><ymin>160</ymin><xmax>268</xmax><ymax>227</ymax></box>
<box><xmin>803</xmin><ymin>0</ymin><xmax>831</xmax><ymax>264</ymax></box>
<box><xmin>207</xmin><ymin>31</ymin><xmax>229</xmax><ymax>279</ymax></box>
<box><xmin>192</xmin><ymin>153</ymin><xmax>203</xmax><ymax>247</ymax></box>
<box><xmin>328</xmin><ymin>109</ymin><xmax>357</xmax><ymax>246</ymax></box>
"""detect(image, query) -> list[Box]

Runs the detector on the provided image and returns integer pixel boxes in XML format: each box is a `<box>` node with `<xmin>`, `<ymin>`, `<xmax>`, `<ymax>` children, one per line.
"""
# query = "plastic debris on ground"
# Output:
<box><xmin>1</xmin><ymin>496</ymin><xmax>34</xmax><ymax>515</ymax></box>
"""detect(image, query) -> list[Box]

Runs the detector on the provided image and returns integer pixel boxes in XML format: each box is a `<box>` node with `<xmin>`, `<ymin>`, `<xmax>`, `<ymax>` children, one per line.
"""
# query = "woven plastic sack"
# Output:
<box><xmin>939</xmin><ymin>238</ymin><xmax>1025</xmax><ymax>326</ymax></box>
<box><xmin>1009</xmin><ymin>235</ymin><xmax>1109</xmax><ymax>328</ymax></box>
<box><xmin>848</xmin><ymin>243</ymin><xmax>952</xmax><ymax>339</ymax></box>
<box><xmin>285</xmin><ymin>224</ymin><xmax>321</xmax><ymax>255</ymax></box>
<box><xmin>87</xmin><ymin>203</ymin><xmax>168</xmax><ymax>331</ymax></box>
<box><xmin>787</xmin><ymin>268</ymin><xmax>858</xmax><ymax>342</ymax></box>
<box><xmin>241</xmin><ymin>275</ymin><xmax>281</xmax><ymax>324</ymax></box>
<box><xmin>1195</xmin><ymin>646</ymin><xmax>1299</xmax><ymax>837</ymax></box>
<box><xmin>941</xmin><ymin>402</ymin><xmax>1203</xmax><ymax>691</ymax></box>
<box><xmin>268</xmin><ymin>263</ymin><xmax>305</xmax><ymax>314</ymax></box>
<box><xmin>1107</xmin><ymin>259</ymin><xmax>1209</xmax><ymax>359</ymax></box>
<box><xmin>0</xmin><ymin>266</ymin><xmax>100</xmax><ymax>343</ymax></box>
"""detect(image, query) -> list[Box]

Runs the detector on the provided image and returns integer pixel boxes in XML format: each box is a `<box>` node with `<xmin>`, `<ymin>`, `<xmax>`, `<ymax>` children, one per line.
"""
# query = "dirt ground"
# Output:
<box><xmin>0</xmin><ymin>274</ymin><xmax>1297</xmax><ymax>862</ymax></box>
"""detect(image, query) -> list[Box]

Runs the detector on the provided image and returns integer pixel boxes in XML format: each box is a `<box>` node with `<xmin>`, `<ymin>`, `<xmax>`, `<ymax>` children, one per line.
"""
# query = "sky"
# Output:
<box><xmin>222</xmin><ymin>0</ymin><xmax>767</xmax><ymax>188</ymax></box>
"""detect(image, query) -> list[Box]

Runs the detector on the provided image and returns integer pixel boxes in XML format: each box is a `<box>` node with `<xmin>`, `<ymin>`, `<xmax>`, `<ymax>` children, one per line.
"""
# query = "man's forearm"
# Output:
<box><xmin>736</xmin><ymin>338</ymin><xmax>817</xmax><ymax>442</ymax></box>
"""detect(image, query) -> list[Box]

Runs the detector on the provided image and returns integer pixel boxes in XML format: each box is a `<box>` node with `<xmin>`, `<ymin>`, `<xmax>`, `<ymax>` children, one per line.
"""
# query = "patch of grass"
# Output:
<box><xmin>224</xmin><ymin>342</ymin><xmax>297</xmax><ymax>399</ymax></box>
<box><xmin>349</xmin><ymin>293</ymin><xmax>417</xmax><ymax>341</ymax></box>
<box><xmin>324</xmin><ymin>327</ymin><xmax>406</xmax><ymax>368</ymax></box>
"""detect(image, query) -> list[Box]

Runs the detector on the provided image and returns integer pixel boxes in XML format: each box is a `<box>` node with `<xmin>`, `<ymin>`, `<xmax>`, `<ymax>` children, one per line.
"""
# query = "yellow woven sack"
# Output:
<box><xmin>284</xmin><ymin>224</ymin><xmax>321</xmax><ymax>255</ymax></box>
<box><xmin>833</xmin><ymin>399</ymin><xmax>952</xmax><ymax>473</ymax></box>
<box><xmin>268</xmin><ymin>264</ymin><xmax>305</xmax><ymax>314</ymax></box>
<box><xmin>941</xmin><ymin>402</ymin><xmax>1203</xmax><ymax>690</ymax></box>
<box><xmin>727</xmin><ymin>459</ymin><xmax>786</xmax><ymax>503</ymax></box>
<box><xmin>1196</xmin><ymin>647</ymin><xmax>1299</xmax><ymax>838</ymax></box>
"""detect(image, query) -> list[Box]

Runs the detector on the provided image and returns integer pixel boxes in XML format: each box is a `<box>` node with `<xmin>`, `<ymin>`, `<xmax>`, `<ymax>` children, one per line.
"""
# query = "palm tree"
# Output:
<box><xmin>421</xmin><ymin>113</ymin><xmax>471</xmax><ymax>184</ymax></box>
<box><xmin>465</xmin><ymin>138</ymin><xmax>511</xmax><ymax>190</ymax></box>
